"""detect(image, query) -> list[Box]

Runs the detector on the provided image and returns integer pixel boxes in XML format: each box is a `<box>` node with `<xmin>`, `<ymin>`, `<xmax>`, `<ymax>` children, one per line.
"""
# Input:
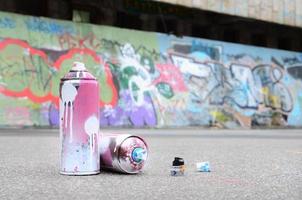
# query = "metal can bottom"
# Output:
<box><xmin>60</xmin><ymin>170</ymin><xmax>100</xmax><ymax>176</ymax></box>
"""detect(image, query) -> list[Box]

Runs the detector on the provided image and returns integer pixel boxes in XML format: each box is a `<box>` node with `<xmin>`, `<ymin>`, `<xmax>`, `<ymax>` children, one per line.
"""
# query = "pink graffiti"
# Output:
<box><xmin>5</xmin><ymin>107</ymin><xmax>31</xmax><ymax>125</ymax></box>
<box><xmin>58</xmin><ymin>33</ymin><xmax>102</xmax><ymax>50</ymax></box>
<box><xmin>153</xmin><ymin>64</ymin><xmax>187</xmax><ymax>92</ymax></box>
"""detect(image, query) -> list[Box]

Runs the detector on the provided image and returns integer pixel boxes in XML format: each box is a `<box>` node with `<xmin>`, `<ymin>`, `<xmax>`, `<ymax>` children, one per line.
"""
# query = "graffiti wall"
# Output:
<box><xmin>0</xmin><ymin>11</ymin><xmax>302</xmax><ymax>128</ymax></box>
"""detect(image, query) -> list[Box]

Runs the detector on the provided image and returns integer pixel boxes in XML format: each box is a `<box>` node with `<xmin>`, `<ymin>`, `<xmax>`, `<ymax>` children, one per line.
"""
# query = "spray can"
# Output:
<box><xmin>170</xmin><ymin>157</ymin><xmax>185</xmax><ymax>176</ymax></box>
<box><xmin>99</xmin><ymin>133</ymin><xmax>148</xmax><ymax>174</ymax></box>
<box><xmin>59</xmin><ymin>61</ymin><xmax>100</xmax><ymax>175</ymax></box>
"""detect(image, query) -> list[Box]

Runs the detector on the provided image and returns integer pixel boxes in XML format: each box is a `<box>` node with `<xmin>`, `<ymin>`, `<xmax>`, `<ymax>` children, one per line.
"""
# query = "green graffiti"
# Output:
<box><xmin>119</xmin><ymin>66</ymin><xmax>138</xmax><ymax>89</ymax></box>
<box><xmin>0</xmin><ymin>43</ymin><xmax>52</xmax><ymax>96</ymax></box>
<box><xmin>50</xmin><ymin>51</ymin><xmax>114</xmax><ymax>103</ymax></box>
<box><xmin>210</xmin><ymin>111</ymin><xmax>231</xmax><ymax>123</ymax></box>
<box><xmin>156</xmin><ymin>82</ymin><xmax>174</xmax><ymax>99</ymax></box>
<box><xmin>130</xmin><ymin>81</ymin><xmax>140</xmax><ymax>102</ymax></box>
<box><xmin>140</xmin><ymin>55</ymin><xmax>155</xmax><ymax>73</ymax></box>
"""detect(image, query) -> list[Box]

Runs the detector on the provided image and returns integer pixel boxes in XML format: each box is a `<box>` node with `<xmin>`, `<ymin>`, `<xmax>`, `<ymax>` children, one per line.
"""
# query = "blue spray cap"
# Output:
<box><xmin>131</xmin><ymin>147</ymin><xmax>147</xmax><ymax>163</ymax></box>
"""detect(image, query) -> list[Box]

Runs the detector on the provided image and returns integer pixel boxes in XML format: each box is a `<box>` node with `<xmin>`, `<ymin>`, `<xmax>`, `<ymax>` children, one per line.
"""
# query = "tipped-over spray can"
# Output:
<box><xmin>99</xmin><ymin>133</ymin><xmax>148</xmax><ymax>174</ymax></box>
<box><xmin>59</xmin><ymin>62</ymin><xmax>100</xmax><ymax>175</ymax></box>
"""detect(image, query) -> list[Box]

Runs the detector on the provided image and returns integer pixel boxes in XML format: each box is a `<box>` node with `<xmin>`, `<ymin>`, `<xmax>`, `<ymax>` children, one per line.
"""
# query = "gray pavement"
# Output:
<box><xmin>0</xmin><ymin>128</ymin><xmax>302</xmax><ymax>200</ymax></box>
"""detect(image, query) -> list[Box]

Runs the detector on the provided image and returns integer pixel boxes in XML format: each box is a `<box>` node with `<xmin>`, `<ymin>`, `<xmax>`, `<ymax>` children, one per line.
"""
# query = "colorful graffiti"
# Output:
<box><xmin>0</xmin><ymin>11</ymin><xmax>302</xmax><ymax>128</ymax></box>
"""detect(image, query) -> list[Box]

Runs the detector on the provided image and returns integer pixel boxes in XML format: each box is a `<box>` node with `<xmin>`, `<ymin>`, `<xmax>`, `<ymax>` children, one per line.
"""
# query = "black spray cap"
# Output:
<box><xmin>173</xmin><ymin>157</ymin><xmax>184</xmax><ymax>166</ymax></box>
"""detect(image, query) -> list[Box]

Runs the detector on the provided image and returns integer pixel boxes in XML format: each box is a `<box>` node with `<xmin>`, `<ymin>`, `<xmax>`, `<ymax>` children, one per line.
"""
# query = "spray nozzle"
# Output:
<box><xmin>131</xmin><ymin>147</ymin><xmax>147</xmax><ymax>163</ymax></box>
<box><xmin>72</xmin><ymin>61</ymin><xmax>86</xmax><ymax>71</ymax></box>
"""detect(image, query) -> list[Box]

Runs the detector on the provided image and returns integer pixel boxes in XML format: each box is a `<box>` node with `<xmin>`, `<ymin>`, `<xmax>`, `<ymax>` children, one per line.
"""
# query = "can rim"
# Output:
<box><xmin>60</xmin><ymin>77</ymin><xmax>96</xmax><ymax>81</ymax></box>
<box><xmin>117</xmin><ymin>135</ymin><xmax>148</xmax><ymax>174</ymax></box>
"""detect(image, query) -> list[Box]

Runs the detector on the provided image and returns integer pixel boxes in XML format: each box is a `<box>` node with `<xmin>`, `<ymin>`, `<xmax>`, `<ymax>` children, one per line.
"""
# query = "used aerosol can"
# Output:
<box><xmin>59</xmin><ymin>61</ymin><xmax>100</xmax><ymax>175</ymax></box>
<box><xmin>170</xmin><ymin>157</ymin><xmax>185</xmax><ymax>176</ymax></box>
<box><xmin>99</xmin><ymin>133</ymin><xmax>148</xmax><ymax>174</ymax></box>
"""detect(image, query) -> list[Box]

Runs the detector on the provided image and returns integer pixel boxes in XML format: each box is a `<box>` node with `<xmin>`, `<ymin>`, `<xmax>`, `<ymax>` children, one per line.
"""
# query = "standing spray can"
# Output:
<box><xmin>170</xmin><ymin>157</ymin><xmax>185</xmax><ymax>176</ymax></box>
<box><xmin>99</xmin><ymin>133</ymin><xmax>148</xmax><ymax>174</ymax></box>
<box><xmin>59</xmin><ymin>61</ymin><xmax>100</xmax><ymax>175</ymax></box>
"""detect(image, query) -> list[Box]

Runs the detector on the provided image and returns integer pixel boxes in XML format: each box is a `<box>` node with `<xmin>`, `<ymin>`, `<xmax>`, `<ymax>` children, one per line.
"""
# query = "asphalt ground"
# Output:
<box><xmin>0</xmin><ymin>128</ymin><xmax>301</xmax><ymax>200</ymax></box>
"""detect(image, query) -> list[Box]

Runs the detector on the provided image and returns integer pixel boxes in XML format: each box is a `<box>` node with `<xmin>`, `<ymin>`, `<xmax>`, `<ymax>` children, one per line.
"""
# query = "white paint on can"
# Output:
<box><xmin>62</xmin><ymin>82</ymin><xmax>78</xmax><ymax>143</ymax></box>
<box><xmin>84</xmin><ymin>115</ymin><xmax>99</xmax><ymax>167</ymax></box>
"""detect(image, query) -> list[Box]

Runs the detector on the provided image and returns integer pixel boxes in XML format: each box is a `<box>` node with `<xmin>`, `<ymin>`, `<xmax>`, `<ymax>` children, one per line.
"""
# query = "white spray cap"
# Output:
<box><xmin>72</xmin><ymin>61</ymin><xmax>86</xmax><ymax>71</ymax></box>
<box><xmin>196</xmin><ymin>161</ymin><xmax>211</xmax><ymax>172</ymax></box>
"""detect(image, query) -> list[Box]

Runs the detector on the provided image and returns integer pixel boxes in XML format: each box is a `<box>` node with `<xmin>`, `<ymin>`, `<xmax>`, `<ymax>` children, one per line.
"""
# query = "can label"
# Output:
<box><xmin>170</xmin><ymin>166</ymin><xmax>185</xmax><ymax>176</ymax></box>
<box><xmin>59</xmin><ymin>66</ymin><xmax>100</xmax><ymax>175</ymax></box>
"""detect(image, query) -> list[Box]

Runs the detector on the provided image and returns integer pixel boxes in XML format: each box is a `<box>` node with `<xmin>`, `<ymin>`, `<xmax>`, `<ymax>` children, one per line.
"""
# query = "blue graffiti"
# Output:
<box><xmin>0</xmin><ymin>17</ymin><xmax>16</xmax><ymax>29</ymax></box>
<box><xmin>191</xmin><ymin>40</ymin><xmax>220</xmax><ymax>60</ymax></box>
<box><xmin>24</xmin><ymin>17</ymin><xmax>74</xmax><ymax>35</ymax></box>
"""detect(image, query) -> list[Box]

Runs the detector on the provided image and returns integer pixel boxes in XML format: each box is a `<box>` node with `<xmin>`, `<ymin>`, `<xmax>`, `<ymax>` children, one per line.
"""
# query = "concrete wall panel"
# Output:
<box><xmin>155</xmin><ymin>0</ymin><xmax>302</xmax><ymax>28</ymax></box>
<box><xmin>0</xmin><ymin>11</ymin><xmax>302</xmax><ymax>128</ymax></box>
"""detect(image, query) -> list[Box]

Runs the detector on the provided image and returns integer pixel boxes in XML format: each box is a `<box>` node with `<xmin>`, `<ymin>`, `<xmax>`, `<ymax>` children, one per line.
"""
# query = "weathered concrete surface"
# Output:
<box><xmin>156</xmin><ymin>0</ymin><xmax>302</xmax><ymax>28</ymax></box>
<box><xmin>0</xmin><ymin>129</ymin><xmax>301</xmax><ymax>200</ymax></box>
